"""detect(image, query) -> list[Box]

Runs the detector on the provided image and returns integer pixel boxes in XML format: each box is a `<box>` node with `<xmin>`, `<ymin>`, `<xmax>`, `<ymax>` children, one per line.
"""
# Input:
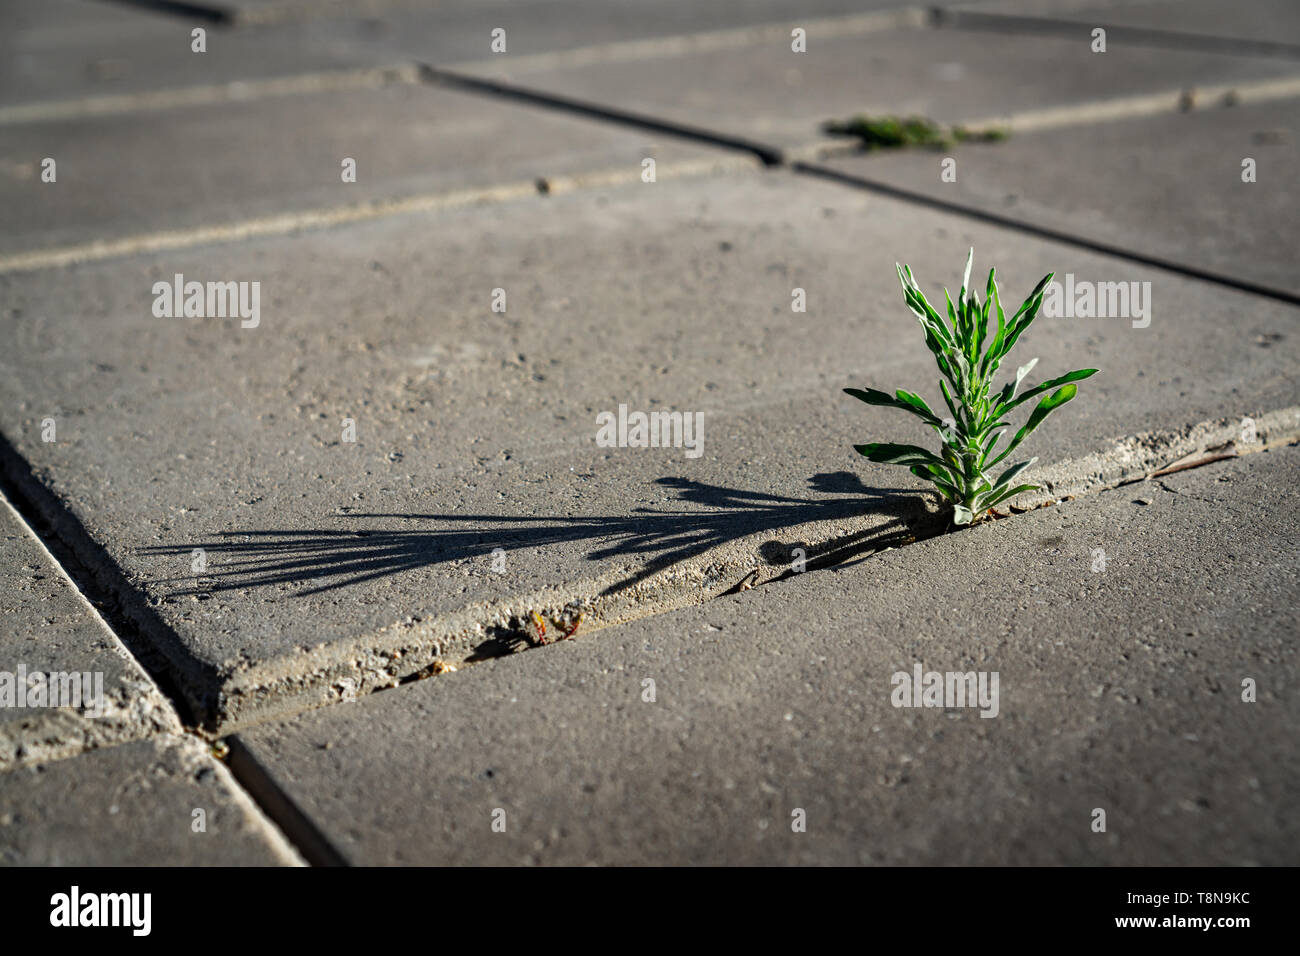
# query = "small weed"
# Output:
<box><xmin>845</xmin><ymin>249</ymin><xmax>1098</xmax><ymax>525</ymax></box>
<box><xmin>823</xmin><ymin>114</ymin><xmax>1008</xmax><ymax>150</ymax></box>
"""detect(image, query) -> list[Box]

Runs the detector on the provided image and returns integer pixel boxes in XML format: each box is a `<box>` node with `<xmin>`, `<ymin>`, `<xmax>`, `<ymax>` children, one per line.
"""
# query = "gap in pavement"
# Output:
<box><xmin>89</xmin><ymin>0</ymin><xmax>1300</xmax><ymax>63</ymax></box>
<box><xmin>0</xmin><ymin>434</ymin><xmax>343</xmax><ymax>865</ymax></box>
<box><xmin>228</xmin><ymin>428</ymin><xmax>1299</xmax><ymax>866</ymax></box>
<box><xmin>225</xmin><ymin>737</ymin><xmax>349</xmax><ymax>864</ymax></box>
<box><xmin>791</xmin><ymin>160</ymin><xmax>1300</xmax><ymax>309</ymax></box>
<box><xmin>0</xmin><ymin>443</ymin><xmax>327</xmax><ymax>864</ymax></box>
<box><xmin>97</xmin><ymin>0</ymin><xmax>234</xmax><ymax>25</ymax></box>
<box><xmin>419</xmin><ymin>64</ymin><xmax>783</xmax><ymax>167</ymax></box>
<box><xmin>349</xmin><ymin>421</ymin><xmax>1300</xmax><ymax>698</ymax></box>
<box><xmin>933</xmin><ymin>9</ymin><xmax>1300</xmax><ymax>61</ymax></box>
<box><xmin>15</xmin><ymin>0</ymin><xmax>1300</xmax><ymax>863</ymax></box>
<box><xmin>415</xmin><ymin>55</ymin><xmax>1300</xmax><ymax>308</ymax></box>
<box><xmin>0</xmin><ymin>431</ymin><xmax>208</xmax><ymax>732</ymax></box>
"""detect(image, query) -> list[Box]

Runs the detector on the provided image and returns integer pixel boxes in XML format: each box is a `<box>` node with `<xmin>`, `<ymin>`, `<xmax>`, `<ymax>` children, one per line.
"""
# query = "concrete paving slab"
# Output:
<box><xmin>0</xmin><ymin>0</ymin><xmax>924</xmax><ymax>120</ymax></box>
<box><xmin>0</xmin><ymin>168</ymin><xmax>1295</xmax><ymax>730</ymax></box>
<box><xmin>232</xmin><ymin>444</ymin><xmax>1300</xmax><ymax>865</ymax></box>
<box><xmin>0</xmin><ymin>734</ymin><xmax>301</xmax><ymax>864</ymax></box>
<box><xmin>955</xmin><ymin>0</ymin><xmax>1300</xmax><ymax>48</ymax></box>
<box><xmin>0</xmin><ymin>0</ymin><xmax>406</xmax><ymax>114</ymax></box>
<box><xmin>0</xmin><ymin>80</ymin><xmax>736</xmax><ymax>256</ymax></box>
<box><xmin>810</xmin><ymin>97</ymin><xmax>1300</xmax><ymax>297</ymax></box>
<box><xmin>450</xmin><ymin>16</ymin><xmax>1300</xmax><ymax>152</ymax></box>
<box><xmin>0</xmin><ymin>492</ymin><xmax>179</xmax><ymax>772</ymax></box>
<box><xmin>222</xmin><ymin>0</ymin><xmax>922</xmax><ymax>50</ymax></box>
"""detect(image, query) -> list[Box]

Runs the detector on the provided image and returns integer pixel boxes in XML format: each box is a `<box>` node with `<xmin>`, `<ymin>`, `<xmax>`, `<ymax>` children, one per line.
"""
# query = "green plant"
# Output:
<box><xmin>822</xmin><ymin>114</ymin><xmax>1008</xmax><ymax>150</ymax></box>
<box><xmin>845</xmin><ymin>250</ymin><xmax>1097</xmax><ymax>525</ymax></box>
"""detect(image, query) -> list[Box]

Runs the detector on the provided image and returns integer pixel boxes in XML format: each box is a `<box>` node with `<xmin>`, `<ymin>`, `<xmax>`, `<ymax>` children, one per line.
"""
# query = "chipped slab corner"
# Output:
<box><xmin>0</xmin><ymin>493</ymin><xmax>183</xmax><ymax>772</ymax></box>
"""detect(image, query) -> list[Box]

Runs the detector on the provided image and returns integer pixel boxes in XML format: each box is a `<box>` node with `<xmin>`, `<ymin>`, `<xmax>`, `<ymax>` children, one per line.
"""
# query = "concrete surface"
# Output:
<box><xmin>811</xmin><ymin>98</ymin><xmax>1300</xmax><ymax>295</ymax></box>
<box><xmin>0</xmin><ymin>492</ymin><xmax>179</xmax><ymax>772</ymax></box>
<box><xmin>453</xmin><ymin>15</ymin><xmax>1300</xmax><ymax>152</ymax></box>
<box><xmin>232</xmin><ymin>445</ymin><xmax>1299</xmax><ymax>865</ymax></box>
<box><xmin>231</xmin><ymin>0</ymin><xmax>925</xmax><ymax>32</ymax></box>
<box><xmin>0</xmin><ymin>0</ymin><xmax>1295</xmax><ymax>867</ymax></box>
<box><xmin>220</xmin><ymin>0</ymin><xmax>924</xmax><ymax>52</ymax></box>
<box><xmin>0</xmin><ymin>0</ymin><xmax>924</xmax><ymax>118</ymax></box>
<box><xmin>0</xmin><ymin>0</ymin><xmax>405</xmax><ymax>113</ymax></box>
<box><xmin>2</xmin><ymin>168</ymin><xmax>1296</xmax><ymax>729</ymax></box>
<box><xmin>0</xmin><ymin>79</ymin><xmax>737</xmax><ymax>255</ymax></box>
<box><xmin>0</xmin><ymin>734</ymin><xmax>301</xmax><ymax>865</ymax></box>
<box><xmin>958</xmin><ymin>0</ymin><xmax>1300</xmax><ymax>47</ymax></box>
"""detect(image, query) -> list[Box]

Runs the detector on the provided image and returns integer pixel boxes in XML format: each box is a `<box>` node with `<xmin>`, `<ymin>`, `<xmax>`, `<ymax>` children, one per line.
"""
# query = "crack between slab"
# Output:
<box><xmin>0</xmin><ymin>156</ymin><xmax>752</xmax><ymax>275</ymax></box>
<box><xmin>96</xmin><ymin>0</ymin><xmax>234</xmax><ymax>25</ymax></box>
<box><xmin>416</xmin><ymin>64</ymin><xmax>783</xmax><ymax>167</ymax></box>
<box><xmin>0</xmin><ymin>494</ymin><xmax>184</xmax><ymax>773</ymax></box>
<box><xmin>433</xmin><ymin>7</ymin><xmax>930</xmax><ymax>75</ymax></box>
<box><xmin>1</xmin><ymin>403</ymin><xmax>1296</xmax><ymax>851</ymax></box>
<box><xmin>223</xmin><ymin>737</ymin><xmax>348</xmax><ymax>865</ymax></box>
<box><xmin>206</xmin><ymin>406</ymin><xmax>1300</xmax><ymax>736</ymax></box>
<box><xmin>791</xmin><ymin>75</ymin><xmax>1300</xmax><ymax>161</ymax></box>
<box><xmin>789</xmin><ymin>160</ymin><xmax>1300</xmax><ymax>309</ymax></box>
<box><xmin>931</xmin><ymin>9</ymin><xmax>1300</xmax><ymax>62</ymax></box>
<box><xmin>5</xmin><ymin>62</ymin><xmax>1298</xmax><ymax>277</ymax></box>
<box><xmin>0</xmin><ymin>436</ymin><xmax>344</xmax><ymax>866</ymax></box>
<box><xmin>0</xmin><ymin>436</ymin><xmax>214</xmax><ymax>731</ymax></box>
<box><xmin>0</xmin><ymin>64</ymin><xmax>420</xmax><ymax>128</ymax></box>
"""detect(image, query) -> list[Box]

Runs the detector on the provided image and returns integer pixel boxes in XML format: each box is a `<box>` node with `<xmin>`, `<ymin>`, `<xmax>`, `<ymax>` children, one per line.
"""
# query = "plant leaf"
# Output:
<box><xmin>854</xmin><ymin>442</ymin><xmax>947</xmax><ymax>468</ymax></box>
<box><xmin>1013</xmin><ymin>358</ymin><xmax>1039</xmax><ymax>396</ymax></box>
<box><xmin>843</xmin><ymin>386</ymin><xmax>939</xmax><ymax>426</ymax></box>
<box><xmin>995</xmin><ymin>272</ymin><xmax>1053</xmax><ymax>359</ymax></box>
<box><xmin>979</xmin><ymin>483</ymin><xmax>1040</xmax><ymax>511</ymax></box>
<box><xmin>898</xmin><ymin>264</ymin><xmax>953</xmax><ymax>343</ymax></box>
<box><xmin>989</xmin><ymin>384</ymin><xmax>1078</xmax><ymax>467</ymax></box>
<box><xmin>977</xmin><ymin>424</ymin><xmax>1008</xmax><ymax>467</ymax></box>
<box><xmin>894</xmin><ymin>389</ymin><xmax>941</xmax><ymax>424</ymax></box>
<box><xmin>952</xmin><ymin>503</ymin><xmax>973</xmax><ymax>525</ymax></box>
<box><xmin>981</xmin><ymin>277</ymin><xmax>1008</xmax><ymax>380</ymax></box>
<box><xmin>910</xmin><ymin>465</ymin><xmax>959</xmax><ymax>501</ymax></box>
<box><xmin>950</xmin><ymin>350</ymin><xmax>971</xmax><ymax>392</ymax></box>
<box><xmin>844</xmin><ymin>386</ymin><xmax>950</xmax><ymax>434</ymax></box>
<box><xmin>1011</xmin><ymin>271</ymin><xmax>1055</xmax><ymax>323</ymax></box>
<box><xmin>996</xmin><ymin>368</ymin><xmax>1099</xmax><ymax>416</ymax></box>
<box><xmin>993</xmin><ymin>358</ymin><xmax>1038</xmax><ymax>412</ymax></box>
<box><xmin>990</xmin><ymin>457</ymin><xmax>1038</xmax><ymax>492</ymax></box>
<box><xmin>975</xmin><ymin>267</ymin><xmax>994</xmax><ymax>355</ymax></box>
<box><xmin>938</xmin><ymin>379</ymin><xmax>961</xmax><ymax>427</ymax></box>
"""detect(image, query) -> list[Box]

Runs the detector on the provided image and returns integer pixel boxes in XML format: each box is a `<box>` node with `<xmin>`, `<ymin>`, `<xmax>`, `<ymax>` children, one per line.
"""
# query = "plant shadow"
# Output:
<box><xmin>139</xmin><ymin>472</ymin><xmax>935</xmax><ymax>603</ymax></box>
